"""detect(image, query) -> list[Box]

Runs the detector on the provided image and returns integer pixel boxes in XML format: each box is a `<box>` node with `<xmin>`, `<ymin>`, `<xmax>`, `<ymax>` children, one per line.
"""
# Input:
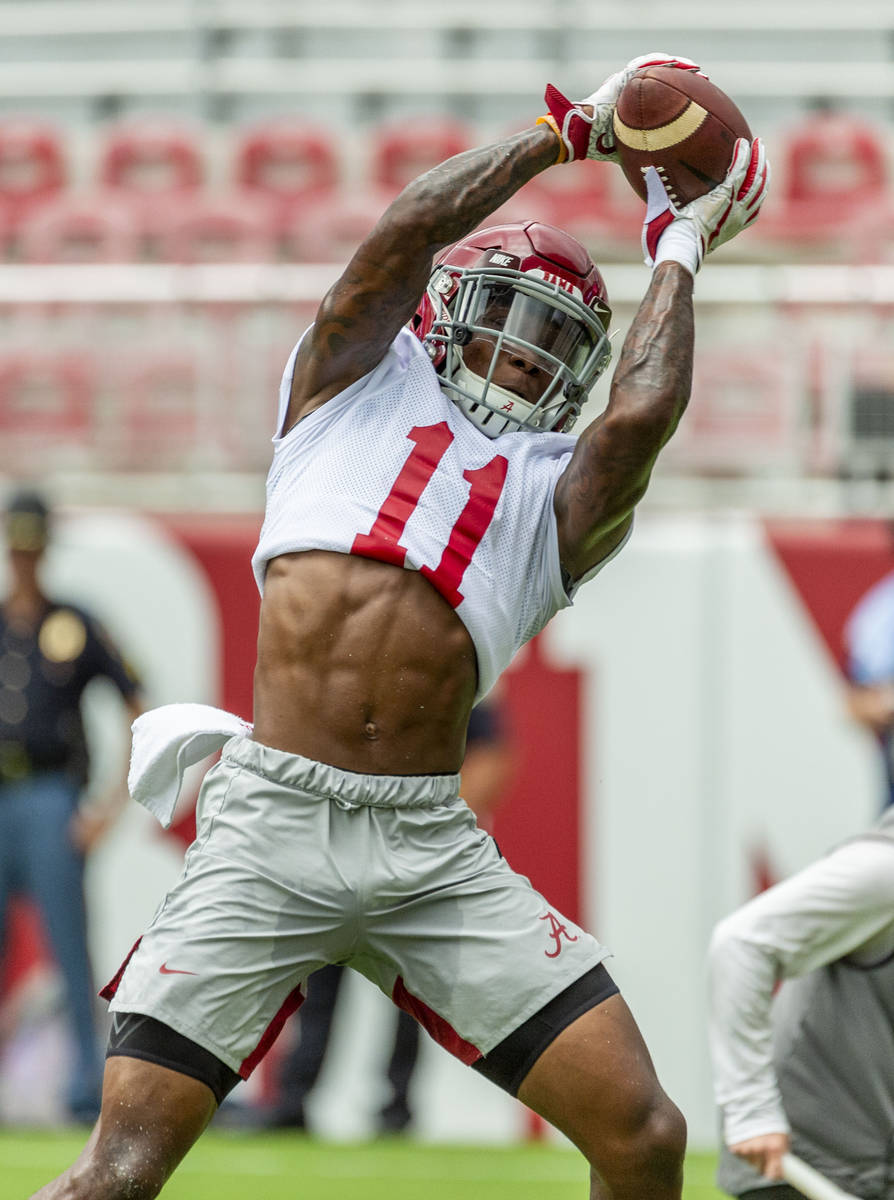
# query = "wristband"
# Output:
<box><xmin>535</xmin><ymin>113</ymin><xmax>569</xmax><ymax>164</ymax></box>
<box><xmin>652</xmin><ymin>222</ymin><xmax>702</xmax><ymax>277</ymax></box>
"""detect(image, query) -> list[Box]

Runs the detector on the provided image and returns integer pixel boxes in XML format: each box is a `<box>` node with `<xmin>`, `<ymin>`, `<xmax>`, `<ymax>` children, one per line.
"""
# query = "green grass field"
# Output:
<box><xmin>1</xmin><ymin>1131</ymin><xmax>725</xmax><ymax>1199</ymax></box>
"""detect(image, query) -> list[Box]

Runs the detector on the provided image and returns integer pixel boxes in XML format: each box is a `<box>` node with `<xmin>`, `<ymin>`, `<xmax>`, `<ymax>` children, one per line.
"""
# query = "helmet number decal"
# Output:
<box><xmin>351</xmin><ymin>423</ymin><xmax>507</xmax><ymax>610</ymax></box>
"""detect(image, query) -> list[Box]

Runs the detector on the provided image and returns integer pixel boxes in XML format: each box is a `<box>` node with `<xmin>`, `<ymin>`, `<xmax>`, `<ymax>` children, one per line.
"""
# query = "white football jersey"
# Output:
<box><xmin>252</xmin><ymin>328</ymin><xmax>626</xmax><ymax>700</ymax></box>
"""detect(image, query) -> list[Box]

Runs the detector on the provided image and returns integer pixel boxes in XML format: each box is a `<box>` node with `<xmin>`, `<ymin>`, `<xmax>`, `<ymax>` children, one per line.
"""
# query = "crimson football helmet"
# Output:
<box><xmin>413</xmin><ymin>221</ymin><xmax>612</xmax><ymax>437</ymax></box>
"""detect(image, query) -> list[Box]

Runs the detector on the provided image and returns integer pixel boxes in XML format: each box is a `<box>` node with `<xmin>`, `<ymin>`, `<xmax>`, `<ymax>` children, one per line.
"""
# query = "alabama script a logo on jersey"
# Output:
<box><xmin>540</xmin><ymin>910</ymin><xmax>578</xmax><ymax>958</ymax></box>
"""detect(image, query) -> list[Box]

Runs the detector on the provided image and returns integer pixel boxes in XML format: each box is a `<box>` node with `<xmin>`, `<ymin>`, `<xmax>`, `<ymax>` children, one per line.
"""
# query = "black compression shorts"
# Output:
<box><xmin>106</xmin><ymin>961</ymin><xmax>619</xmax><ymax>1105</ymax></box>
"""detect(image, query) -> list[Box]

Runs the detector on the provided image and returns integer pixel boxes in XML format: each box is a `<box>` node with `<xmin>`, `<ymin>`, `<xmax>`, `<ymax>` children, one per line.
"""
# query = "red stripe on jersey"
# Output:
<box><xmin>99</xmin><ymin>936</ymin><xmax>143</xmax><ymax>1001</ymax></box>
<box><xmin>239</xmin><ymin>984</ymin><xmax>304</xmax><ymax>1079</ymax></box>
<box><xmin>392</xmin><ymin>975</ymin><xmax>482</xmax><ymax>1066</ymax></box>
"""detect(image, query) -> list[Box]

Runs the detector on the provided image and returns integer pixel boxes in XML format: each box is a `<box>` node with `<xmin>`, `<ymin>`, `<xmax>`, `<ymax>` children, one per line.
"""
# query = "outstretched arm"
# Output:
<box><xmin>284</xmin><ymin>52</ymin><xmax>704</xmax><ymax>434</ymax></box>
<box><xmin>555</xmin><ymin>261</ymin><xmax>693</xmax><ymax>580</ymax></box>
<box><xmin>284</xmin><ymin>125</ymin><xmax>560</xmax><ymax>433</ymax></box>
<box><xmin>555</xmin><ymin>135</ymin><xmax>769</xmax><ymax>581</ymax></box>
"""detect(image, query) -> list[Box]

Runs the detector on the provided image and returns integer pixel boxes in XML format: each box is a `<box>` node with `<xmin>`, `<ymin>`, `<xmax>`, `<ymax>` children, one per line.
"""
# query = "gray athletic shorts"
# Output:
<box><xmin>105</xmin><ymin>736</ymin><xmax>610</xmax><ymax>1081</ymax></box>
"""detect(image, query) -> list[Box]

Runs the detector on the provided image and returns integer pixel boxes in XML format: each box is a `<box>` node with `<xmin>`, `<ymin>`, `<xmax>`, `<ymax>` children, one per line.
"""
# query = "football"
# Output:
<box><xmin>613</xmin><ymin>66</ymin><xmax>751</xmax><ymax>206</ymax></box>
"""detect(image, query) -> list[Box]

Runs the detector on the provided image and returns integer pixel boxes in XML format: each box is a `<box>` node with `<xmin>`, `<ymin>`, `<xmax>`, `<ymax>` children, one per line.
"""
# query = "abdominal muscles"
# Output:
<box><xmin>252</xmin><ymin>550</ymin><xmax>478</xmax><ymax>774</ymax></box>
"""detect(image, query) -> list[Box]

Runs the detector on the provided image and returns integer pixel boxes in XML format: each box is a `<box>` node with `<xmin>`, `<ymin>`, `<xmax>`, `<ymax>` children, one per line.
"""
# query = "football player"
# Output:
<box><xmin>35</xmin><ymin>54</ymin><xmax>768</xmax><ymax>1200</ymax></box>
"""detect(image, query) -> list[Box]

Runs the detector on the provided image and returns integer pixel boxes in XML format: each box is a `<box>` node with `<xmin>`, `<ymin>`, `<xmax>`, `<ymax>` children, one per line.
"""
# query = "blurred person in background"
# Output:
<box><xmin>0</xmin><ymin>489</ymin><xmax>143</xmax><ymax>1123</ymax></box>
<box><xmin>707</xmin><ymin>809</ymin><xmax>894</xmax><ymax>1200</ymax></box>
<box><xmin>34</xmin><ymin>52</ymin><xmax>768</xmax><ymax>1200</ymax></box>
<box><xmin>265</xmin><ymin>696</ymin><xmax>515</xmax><ymax>1135</ymax></box>
<box><xmin>843</xmin><ymin>565</ymin><xmax>894</xmax><ymax>809</ymax></box>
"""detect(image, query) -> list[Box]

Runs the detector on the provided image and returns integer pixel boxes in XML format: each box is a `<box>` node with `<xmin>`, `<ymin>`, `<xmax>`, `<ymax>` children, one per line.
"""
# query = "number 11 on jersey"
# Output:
<box><xmin>351</xmin><ymin>422</ymin><xmax>508</xmax><ymax>609</ymax></box>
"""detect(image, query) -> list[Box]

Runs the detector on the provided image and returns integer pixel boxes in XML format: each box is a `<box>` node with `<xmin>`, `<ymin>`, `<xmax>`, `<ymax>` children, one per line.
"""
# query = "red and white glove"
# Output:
<box><xmin>538</xmin><ymin>52</ymin><xmax>704</xmax><ymax>163</ymax></box>
<box><xmin>642</xmin><ymin>137</ymin><xmax>770</xmax><ymax>274</ymax></box>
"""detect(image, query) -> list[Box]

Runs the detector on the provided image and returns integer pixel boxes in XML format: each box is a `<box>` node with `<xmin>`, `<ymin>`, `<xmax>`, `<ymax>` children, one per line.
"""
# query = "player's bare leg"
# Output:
<box><xmin>30</xmin><ymin>1057</ymin><xmax>217</xmax><ymax>1200</ymax></box>
<box><xmin>517</xmin><ymin>993</ymin><xmax>685</xmax><ymax>1200</ymax></box>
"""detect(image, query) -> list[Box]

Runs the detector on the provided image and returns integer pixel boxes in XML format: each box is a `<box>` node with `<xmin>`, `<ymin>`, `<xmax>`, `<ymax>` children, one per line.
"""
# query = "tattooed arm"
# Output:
<box><xmin>282</xmin><ymin>125</ymin><xmax>560</xmax><ymax>434</ymax></box>
<box><xmin>554</xmin><ymin>262</ymin><xmax>694</xmax><ymax>581</ymax></box>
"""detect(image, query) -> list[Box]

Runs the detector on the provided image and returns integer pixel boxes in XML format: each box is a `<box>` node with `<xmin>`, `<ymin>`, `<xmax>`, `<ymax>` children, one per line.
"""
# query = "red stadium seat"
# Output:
<box><xmin>849</xmin><ymin>201</ymin><xmax>894</xmax><ymax>265</ymax></box>
<box><xmin>520</xmin><ymin>161</ymin><xmax>642</xmax><ymax>257</ymax></box>
<box><xmin>0</xmin><ymin>351</ymin><xmax>95</xmax><ymax>468</ymax></box>
<box><xmin>368</xmin><ymin>119</ymin><xmax>474</xmax><ymax>198</ymax></box>
<box><xmin>285</xmin><ymin>187</ymin><xmax>548</xmax><ymax>267</ymax></box>
<box><xmin>104</xmin><ymin>349</ymin><xmax>200</xmax><ymax>467</ymax></box>
<box><xmin>471</xmin><ymin>192</ymin><xmax>549</xmax><ymax>234</ymax></box>
<box><xmin>783</xmin><ymin>109</ymin><xmax>887</xmax><ymax>208</ymax></box>
<box><xmin>0</xmin><ymin>120</ymin><xmax>67</xmax><ymax>231</ymax></box>
<box><xmin>17</xmin><ymin>191</ymin><xmax>143</xmax><ymax>262</ymax></box>
<box><xmin>661</xmin><ymin>344</ymin><xmax>805</xmax><ymax>473</ymax></box>
<box><xmin>233</xmin><ymin>122</ymin><xmax>340</xmax><ymax>233</ymax></box>
<box><xmin>96</xmin><ymin>119</ymin><xmax>206</xmax><ymax>238</ymax></box>
<box><xmin>0</xmin><ymin>204</ymin><xmax>15</xmax><ymax>261</ymax></box>
<box><xmin>521</xmin><ymin>161</ymin><xmax>614</xmax><ymax>225</ymax></box>
<box><xmin>153</xmin><ymin>192</ymin><xmax>278</xmax><ymax>263</ymax></box>
<box><xmin>283</xmin><ymin>188</ymin><xmax>392</xmax><ymax>262</ymax></box>
<box><xmin>753</xmin><ymin>107</ymin><xmax>890</xmax><ymax>256</ymax></box>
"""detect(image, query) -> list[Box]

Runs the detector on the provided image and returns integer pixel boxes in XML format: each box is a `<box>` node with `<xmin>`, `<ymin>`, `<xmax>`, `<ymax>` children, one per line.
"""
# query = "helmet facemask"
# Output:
<box><xmin>422</xmin><ymin>265</ymin><xmax>611</xmax><ymax>437</ymax></box>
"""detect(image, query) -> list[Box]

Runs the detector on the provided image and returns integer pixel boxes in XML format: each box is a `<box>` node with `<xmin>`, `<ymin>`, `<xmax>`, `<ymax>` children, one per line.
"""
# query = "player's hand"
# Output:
<box><xmin>729</xmin><ymin>1132</ymin><xmax>790</xmax><ymax>1181</ymax></box>
<box><xmin>539</xmin><ymin>53</ymin><xmax>703</xmax><ymax>163</ymax></box>
<box><xmin>642</xmin><ymin>136</ymin><xmax>770</xmax><ymax>271</ymax></box>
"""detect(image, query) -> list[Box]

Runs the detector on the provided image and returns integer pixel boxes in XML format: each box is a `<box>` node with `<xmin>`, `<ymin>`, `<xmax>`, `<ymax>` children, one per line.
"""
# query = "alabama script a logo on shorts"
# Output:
<box><xmin>540</xmin><ymin>911</ymin><xmax>578</xmax><ymax>958</ymax></box>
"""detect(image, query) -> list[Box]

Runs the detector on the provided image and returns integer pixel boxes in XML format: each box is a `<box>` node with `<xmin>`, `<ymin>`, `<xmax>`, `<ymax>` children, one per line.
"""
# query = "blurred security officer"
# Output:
<box><xmin>0</xmin><ymin>490</ymin><xmax>143</xmax><ymax>1122</ymax></box>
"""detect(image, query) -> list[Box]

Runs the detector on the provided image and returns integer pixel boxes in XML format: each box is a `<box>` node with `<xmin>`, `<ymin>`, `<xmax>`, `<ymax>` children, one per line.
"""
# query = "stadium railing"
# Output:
<box><xmin>0</xmin><ymin>261</ymin><xmax>892</xmax><ymax>496</ymax></box>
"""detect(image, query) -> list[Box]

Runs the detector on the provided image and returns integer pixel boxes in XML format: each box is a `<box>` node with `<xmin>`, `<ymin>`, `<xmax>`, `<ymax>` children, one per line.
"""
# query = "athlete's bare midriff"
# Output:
<box><xmin>252</xmin><ymin>550</ymin><xmax>478</xmax><ymax>775</ymax></box>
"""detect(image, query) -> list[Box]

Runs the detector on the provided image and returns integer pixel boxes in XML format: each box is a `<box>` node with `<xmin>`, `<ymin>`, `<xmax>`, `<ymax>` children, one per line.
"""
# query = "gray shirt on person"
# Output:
<box><xmin>709</xmin><ymin>809</ymin><xmax>894</xmax><ymax>1199</ymax></box>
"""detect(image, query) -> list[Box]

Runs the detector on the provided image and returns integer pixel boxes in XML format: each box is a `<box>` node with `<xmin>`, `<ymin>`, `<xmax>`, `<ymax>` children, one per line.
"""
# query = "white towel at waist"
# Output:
<box><xmin>128</xmin><ymin>703</ymin><xmax>253</xmax><ymax>828</ymax></box>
